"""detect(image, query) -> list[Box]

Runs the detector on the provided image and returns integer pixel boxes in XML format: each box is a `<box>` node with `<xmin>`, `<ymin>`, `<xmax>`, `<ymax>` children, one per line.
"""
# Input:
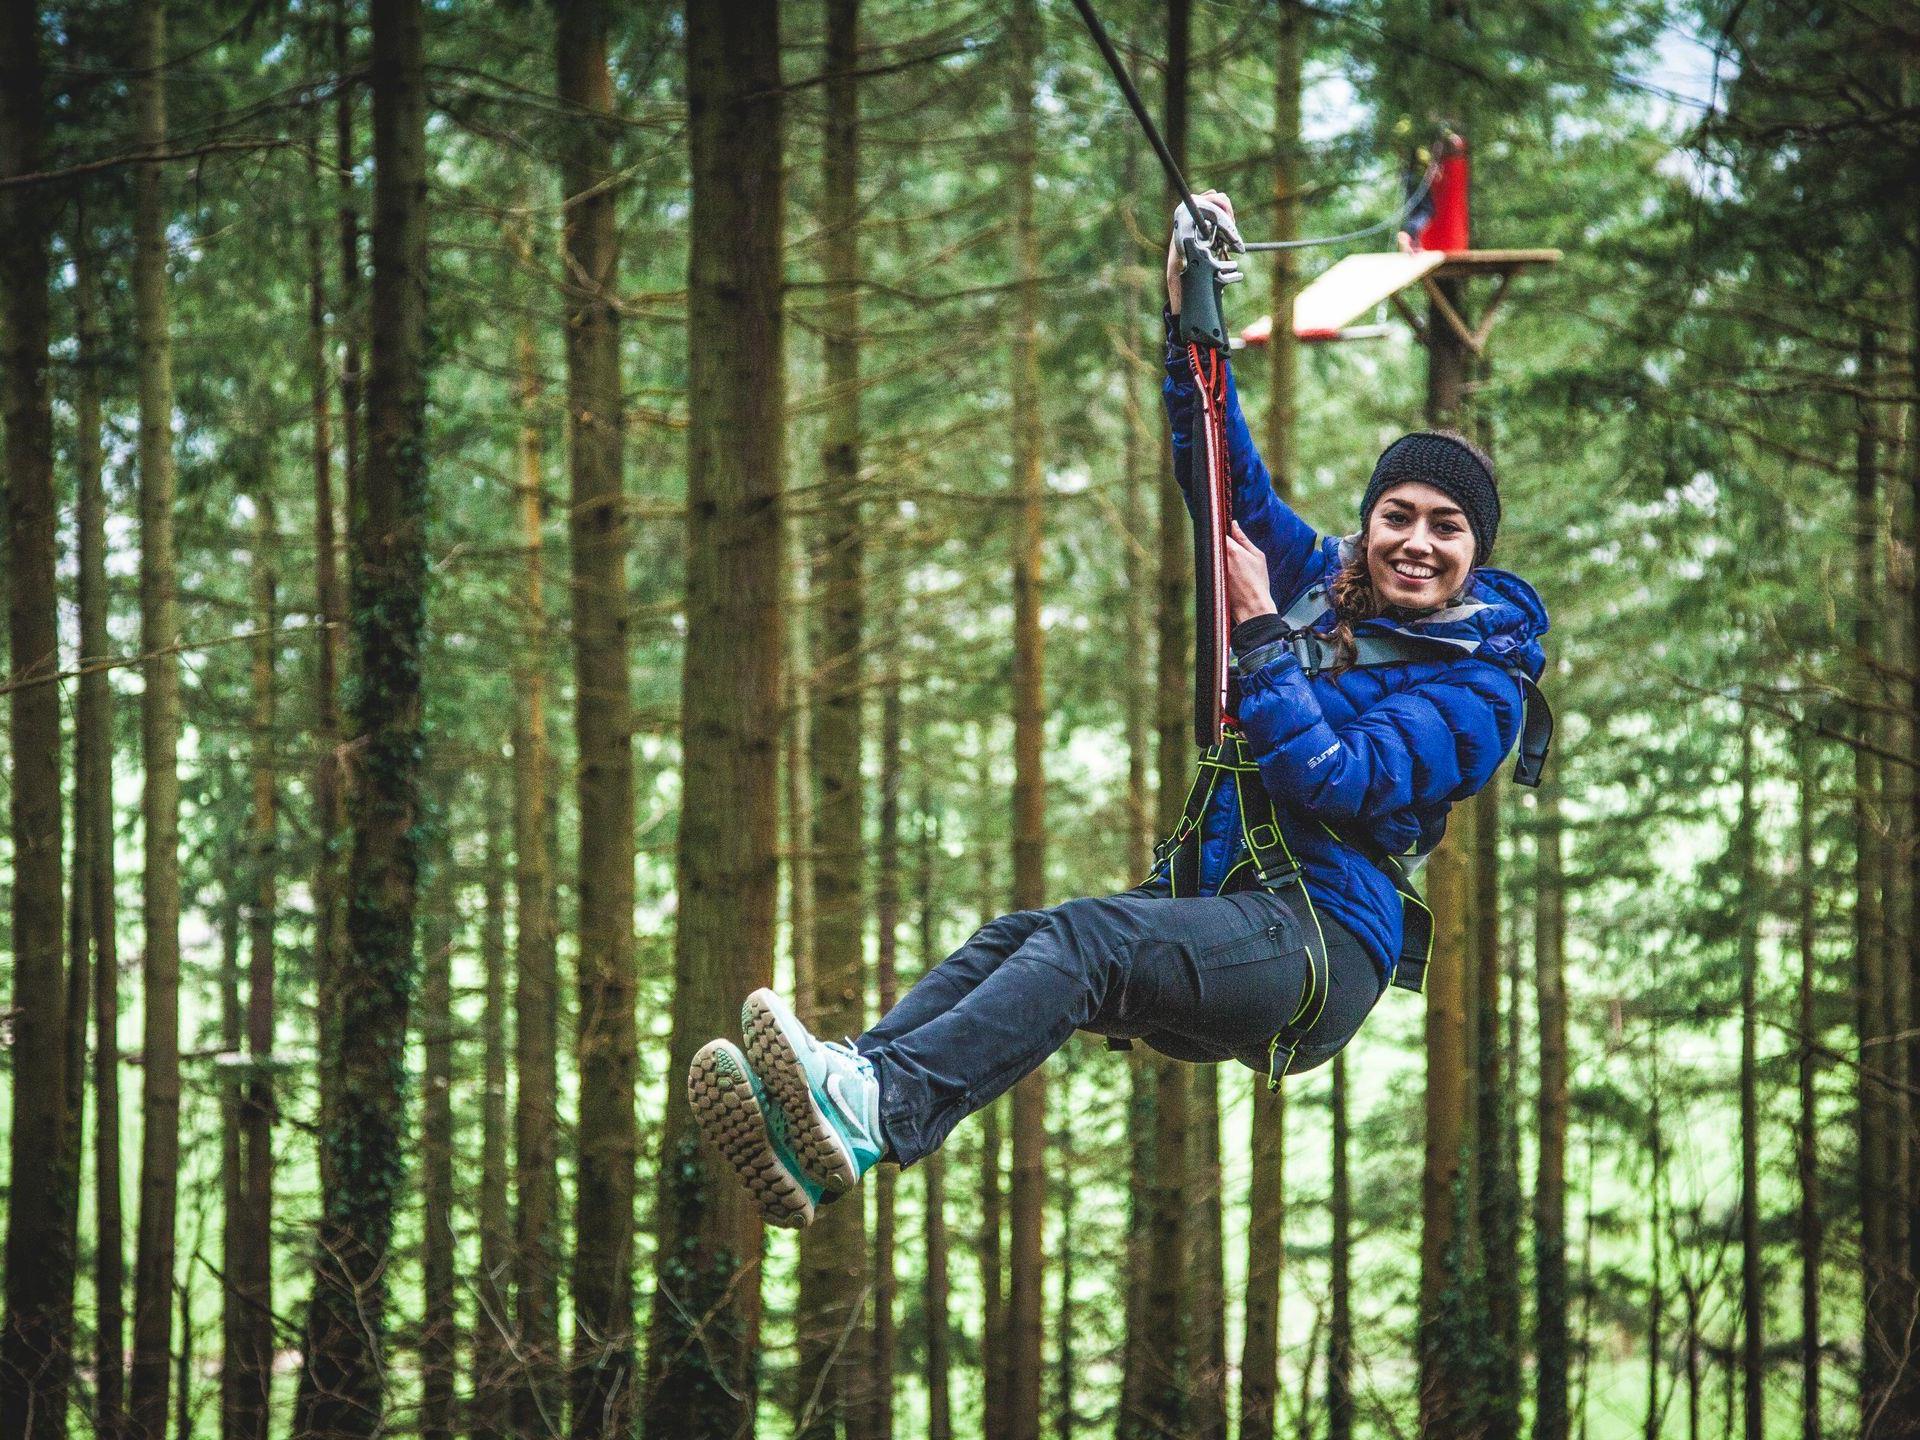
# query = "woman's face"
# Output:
<box><xmin>1363</xmin><ymin>481</ymin><xmax>1475</xmax><ymax>610</ymax></box>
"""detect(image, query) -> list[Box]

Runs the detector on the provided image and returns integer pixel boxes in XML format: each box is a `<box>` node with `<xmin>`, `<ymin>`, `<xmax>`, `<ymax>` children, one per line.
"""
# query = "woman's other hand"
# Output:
<box><xmin>1225</xmin><ymin>521</ymin><xmax>1276</xmax><ymax>625</ymax></box>
<box><xmin>1167</xmin><ymin>190</ymin><xmax>1245</xmax><ymax>314</ymax></box>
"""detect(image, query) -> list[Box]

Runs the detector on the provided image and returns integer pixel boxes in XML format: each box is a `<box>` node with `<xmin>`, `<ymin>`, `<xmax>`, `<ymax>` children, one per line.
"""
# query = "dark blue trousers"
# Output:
<box><xmin>855</xmin><ymin>879</ymin><xmax>1384</xmax><ymax>1165</ymax></box>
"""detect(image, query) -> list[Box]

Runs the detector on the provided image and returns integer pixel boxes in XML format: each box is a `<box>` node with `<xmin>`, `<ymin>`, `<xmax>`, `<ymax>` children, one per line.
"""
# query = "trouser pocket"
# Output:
<box><xmin>1130</xmin><ymin>901</ymin><xmax>1315</xmax><ymax>1063</ymax></box>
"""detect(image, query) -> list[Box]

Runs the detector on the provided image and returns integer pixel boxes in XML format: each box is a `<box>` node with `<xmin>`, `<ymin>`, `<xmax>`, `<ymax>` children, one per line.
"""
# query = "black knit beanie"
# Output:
<box><xmin>1358</xmin><ymin>430</ymin><xmax>1499</xmax><ymax>565</ymax></box>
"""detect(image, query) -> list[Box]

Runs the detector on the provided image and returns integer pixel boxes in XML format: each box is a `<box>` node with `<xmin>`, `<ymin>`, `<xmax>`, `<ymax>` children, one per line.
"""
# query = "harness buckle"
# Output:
<box><xmin>1289</xmin><ymin>630</ymin><xmax>1321</xmax><ymax>675</ymax></box>
<box><xmin>1253</xmin><ymin>855</ymin><xmax>1302</xmax><ymax>890</ymax></box>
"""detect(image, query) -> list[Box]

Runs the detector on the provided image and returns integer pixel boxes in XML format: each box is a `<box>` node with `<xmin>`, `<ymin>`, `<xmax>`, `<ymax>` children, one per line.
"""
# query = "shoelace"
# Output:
<box><xmin>825</xmin><ymin>1038</ymin><xmax>873</xmax><ymax>1076</ymax></box>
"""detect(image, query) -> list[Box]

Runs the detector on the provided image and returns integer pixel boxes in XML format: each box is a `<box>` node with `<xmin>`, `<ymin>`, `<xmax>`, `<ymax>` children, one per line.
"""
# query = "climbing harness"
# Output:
<box><xmin>1146</xmin><ymin>729</ymin><xmax>1333</xmax><ymax>1088</ymax></box>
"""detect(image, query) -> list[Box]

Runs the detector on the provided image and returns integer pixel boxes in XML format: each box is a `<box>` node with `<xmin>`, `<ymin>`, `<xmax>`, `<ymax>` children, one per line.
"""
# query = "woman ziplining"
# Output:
<box><xmin>685</xmin><ymin>188</ymin><xmax>1553</xmax><ymax>1229</ymax></box>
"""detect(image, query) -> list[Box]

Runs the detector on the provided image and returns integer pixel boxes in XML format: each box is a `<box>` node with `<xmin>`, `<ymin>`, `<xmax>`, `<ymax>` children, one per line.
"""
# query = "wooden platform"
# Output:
<box><xmin>1429</xmin><ymin>247</ymin><xmax>1563</xmax><ymax>279</ymax></box>
<box><xmin>1237</xmin><ymin>247</ymin><xmax>1563</xmax><ymax>349</ymax></box>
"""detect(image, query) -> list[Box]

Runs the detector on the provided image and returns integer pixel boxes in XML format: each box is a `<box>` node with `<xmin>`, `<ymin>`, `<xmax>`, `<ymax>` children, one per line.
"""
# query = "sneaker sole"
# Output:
<box><xmin>686</xmin><ymin>1040</ymin><xmax>815</xmax><ymax>1230</ymax></box>
<box><xmin>740</xmin><ymin>990</ymin><xmax>860</xmax><ymax>1197</ymax></box>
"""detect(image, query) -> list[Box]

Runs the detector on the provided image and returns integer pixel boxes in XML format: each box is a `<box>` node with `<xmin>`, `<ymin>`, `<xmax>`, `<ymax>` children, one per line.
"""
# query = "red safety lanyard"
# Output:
<box><xmin>1188</xmin><ymin>341</ymin><xmax>1233</xmax><ymax>747</ymax></box>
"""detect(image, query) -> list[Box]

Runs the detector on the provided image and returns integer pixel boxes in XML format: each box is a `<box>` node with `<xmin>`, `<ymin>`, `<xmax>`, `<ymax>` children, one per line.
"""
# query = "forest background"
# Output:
<box><xmin>2</xmin><ymin>1</ymin><xmax>1917</xmax><ymax>1439</ymax></box>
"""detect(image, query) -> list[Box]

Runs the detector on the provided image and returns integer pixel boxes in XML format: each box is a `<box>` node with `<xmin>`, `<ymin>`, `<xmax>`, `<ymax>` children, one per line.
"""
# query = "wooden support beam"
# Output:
<box><xmin>1420</xmin><ymin>273</ymin><xmax>1481</xmax><ymax>356</ymax></box>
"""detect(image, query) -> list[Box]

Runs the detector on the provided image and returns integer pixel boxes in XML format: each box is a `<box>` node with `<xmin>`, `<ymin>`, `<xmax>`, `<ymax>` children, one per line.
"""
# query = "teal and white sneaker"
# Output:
<box><xmin>686</xmin><ymin>1038</ymin><xmax>823</xmax><ymax>1229</ymax></box>
<box><xmin>740</xmin><ymin>988</ymin><xmax>886</xmax><ymax>1197</ymax></box>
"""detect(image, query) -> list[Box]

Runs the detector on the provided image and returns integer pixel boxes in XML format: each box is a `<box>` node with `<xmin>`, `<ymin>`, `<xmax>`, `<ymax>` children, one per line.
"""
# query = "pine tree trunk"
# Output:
<box><xmin>1241</xmin><ymin>1079</ymin><xmax>1284</xmax><ymax>1440</ymax></box>
<box><xmin>1242</xmin><ymin>23</ymin><xmax>1304</xmax><ymax>1434</ymax></box>
<box><xmin>919</xmin><ymin>797</ymin><xmax>953</xmax><ymax>1440</ymax></box>
<box><xmin>421</xmin><ymin>841</ymin><xmax>457</xmax><ymax>1440</ymax></box>
<box><xmin>555</xmin><ymin>3</ymin><xmax>639</xmax><ymax>1432</ymax></box>
<box><xmin>1534</xmin><ymin>764</ymin><xmax>1571</xmax><ymax>1440</ymax></box>
<box><xmin>228</xmin><ymin>479</ymin><xmax>278</xmax><ymax>1440</ymax></box>
<box><xmin>1737</xmin><ymin>720</ymin><xmax>1763</xmax><ymax>1440</ymax></box>
<box><xmin>1645</xmin><ymin>1074</ymin><xmax>1665</xmax><ymax>1440</ymax></box>
<box><xmin>1899</xmin><ymin>250</ymin><xmax>1920</xmax><ymax>1440</ymax></box>
<box><xmin>785</xmin><ymin>504</ymin><xmax>815</xmax><ymax>1026</ymax></box>
<box><xmin>472</xmin><ymin>774</ymin><xmax>512</xmax><ymax>1440</ymax></box>
<box><xmin>1852</xmin><ymin>319</ymin><xmax>1899</xmax><ymax>1431</ymax></box>
<box><xmin>1145</xmin><ymin>6</ymin><xmax>1194</xmax><ymax>1430</ymax></box>
<box><xmin>1795</xmin><ymin>728</ymin><xmax>1822</xmax><ymax>1440</ymax></box>
<box><xmin>308</xmin><ymin>0</ymin><xmax>353</xmax><ymax>1230</ymax></box>
<box><xmin>294</xmin><ymin>0</ymin><xmax>429</xmax><ymax>1427</ymax></box>
<box><xmin>506</xmin><ymin>211</ymin><xmax>563</xmax><ymax>1439</ymax></box>
<box><xmin>1329</xmin><ymin>1052</ymin><xmax>1353</xmax><ymax>1440</ymax></box>
<box><xmin>1476</xmin><ymin>780</ymin><xmax>1520</xmax><ymax>1440</ymax></box>
<box><xmin>221</xmin><ymin>893</ymin><xmax>244</xmax><ymax>1440</ymax></box>
<box><xmin>925</xmin><ymin>1146</ymin><xmax>953</xmax><ymax>1440</ymax></box>
<box><xmin>1191</xmin><ymin>1075</ymin><xmax>1228</xmax><ymax>1440</ymax></box>
<box><xmin>1056</xmin><ymin>1063</ymin><xmax>1077</xmax><ymax>1440</ymax></box>
<box><xmin>1419</xmin><ymin>241</ymin><xmax>1476</xmax><ymax>1440</ymax></box>
<box><xmin>1419</xmin><ymin>807</ymin><xmax>1474</xmax><ymax>1440</ymax></box>
<box><xmin>1119</xmin><ymin>153</ymin><xmax>1156</xmax><ymax>1440</ymax></box>
<box><xmin>643</xmin><ymin>2</ymin><xmax>784</xmax><ymax>1430</ymax></box>
<box><xmin>130</xmin><ymin>1</ymin><xmax>184</xmax><ymax>1431</ymax></box>
<box><xmin>1</xmin><ymin>17</ymin><xmax>71</xmax><ymax>1430</ymax></box>
<box><xmin>1144</xmin><ymin>1056</ymin><xmax>1189</xmax><ymax>1439</ymax></box>
<box><xmin>76</xmin><ymin>208</ymin><xmax>128</xmax><ymax>1440</ymax></box>
<box><xmin>870</xmin><ymin>567</ymin><xmax>904</xmax><ymax>1440</ymax></box>
<box><xmin>1005</xmin><ymin>3</ymin><xmax>1048</xmax><ymax>1434</ymax></box>
<box><xmin>798</xmin><ymin>2</ymin><xmax>871</xmax><ymax>1427</ymax></box>
<box><xmin>981</xmin><ymin>1096</ymin><xmax>1010</xmax><ymax>1440</ymax></box>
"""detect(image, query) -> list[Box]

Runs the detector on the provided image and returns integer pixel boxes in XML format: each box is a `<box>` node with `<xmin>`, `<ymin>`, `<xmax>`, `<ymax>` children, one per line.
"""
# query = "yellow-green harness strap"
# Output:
<box><xmin>1149</xmin><ymin>731</ymin><xmax>1334</xmax><ymax>1091</ymax></box>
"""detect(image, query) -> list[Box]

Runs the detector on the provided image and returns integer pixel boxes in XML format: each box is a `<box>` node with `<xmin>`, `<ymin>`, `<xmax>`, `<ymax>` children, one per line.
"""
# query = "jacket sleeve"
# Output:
<box><xmin>1233</xmin><ymin>645</ymin><xmax>1525</xmax><ymax>822</ymax></box>
<box><xmin>1162</xmin><ymin>313</ymin><xmax>1319</xmax><ymax>605</ymax></box>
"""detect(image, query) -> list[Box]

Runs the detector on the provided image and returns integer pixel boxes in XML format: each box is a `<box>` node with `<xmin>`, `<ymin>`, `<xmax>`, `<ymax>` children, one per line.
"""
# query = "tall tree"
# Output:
<box><xmin>919</xmin><ymin>797</ymin><xmax>952</xmax><ymax>1440</ymax></box>
<box><xmin>294</xmin><ymin>0</ymin><xmax>430</xmax><ymax>1427</ymax></box>
<box><xmin>1795</xmin><ymin>727</ymin><xmax>1822</xmax><ymax>1440</ymax></box>
<box><xmin>227</xmin><ymin>477</ymin><xmax>278</xmax><ymax>1440</ymax></box>
<box><xmin>1243</xmin><ymin>16</ymin><xmax>1306</xmax><ymax>1432</ymax></box>
<box><xmin>1534</xmin><ymin>762</ymin><xmax>1571</xmax><ymax>1440</ymax></box>
<box><xmin>75</xmin><ymin>206</ymin><xmax>128</xmax><ymax>1440</ymax></box>
<box><xmin>1143</xmin><ymin>3</ymin><xmax>1195</xmax><ymax>1432</ymax></box>
<box><xmin>1329</xmin><ymin>1054</ymin><xmax>1354</xmax><ymax>1440</ymax></box>
<box><xmin>1006</xmin><ymin>0</ymin><xmax>1048</xmax><ymax>1434</ymax></box>
<box><xmin>554</xmin><ymin>3</ymin><xmax>639</xmax><ymax>1434</ymax></box>
<box><xmin>472</xmin><ymin>774</ymin><xmax>513</xmax><ymax>1440</ymax></box>
<box><xmin>644</xmin><ymin>0</ymin><xmax>784</xmax><ymax>1430</ymax></box>
<box><xmin>506</xmin><ymin>207</ymin><xmax>563</xmax><ymax>1439</ymax></box>
<box><xmin>1475</xmin><ymin>780</ymin><xmax>1520</xmax><ymax>1440</ymax></box>
<box><xmin>1852</xmin><ymin>318</ymin><xmax>1901</xmax><ymax>1433</ymax></box>
<box><xmin>797</xmin><ymin>0</ymin><xmax>871</xmax><ymax>1429</ymax></box>
<box><xmin>308</xmin><ymin>0</ymin><xmax>354</xmax><ymax>1231</ymax></box>
<box><xmin>1736</xmin><ymin>719</ymin><xmax>1762</xmax><ymax>1440</ymax></box>
<box><xmin>1416</xmin><ymin>101</ymin><xmax>1479</xmax><ymax>1435</ymax></box>
<box><xmin>1189</xmin><ymin>1084</ymin><xmax>1227</xmax><ymax>1440</ymax></box>
<box><xmin>129</xmin><ymin>2</ymin><xmax>184</xmax><ymax>1433</ymax></box>
<box><xmin>870</xmin><ymin>568</ymin><xmax>905</xmax><ymax>1440</ymax></box>
<box><xmin>1119</xmin><ymin>152</ymin><xmax>1157</xmax><ymax>1440</ymax></box>
<box><xmin>420</xmin><ymin>837</ymin><xmax>457</xmax><ymax>1440</ymax></box>
<box><xmin>1</xmin><ymin>2</ymin><xmax>73</xmax><ymax>1433</ymax></box>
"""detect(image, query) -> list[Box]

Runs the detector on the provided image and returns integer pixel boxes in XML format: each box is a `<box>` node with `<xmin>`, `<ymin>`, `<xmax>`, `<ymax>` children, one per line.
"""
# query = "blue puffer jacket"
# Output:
<box><xmin>1163</xmin><ymin>325</ymin><xmax>1549</xmax><ymax>982</ymax></box>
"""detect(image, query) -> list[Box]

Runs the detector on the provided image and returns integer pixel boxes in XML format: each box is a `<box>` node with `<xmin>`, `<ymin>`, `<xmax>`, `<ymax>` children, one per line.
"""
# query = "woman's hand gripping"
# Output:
<box><xmin>1225</xmin><ymin>521</ymin><xmax>1277</xmax><ymax>626</ymax></box>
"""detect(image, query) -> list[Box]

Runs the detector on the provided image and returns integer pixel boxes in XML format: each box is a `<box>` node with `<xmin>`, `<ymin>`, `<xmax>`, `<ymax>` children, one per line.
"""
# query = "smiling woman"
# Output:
<box><xmin>685</xmin><ymin>190</ymin><xmax>1551</xmax><ymax>1236</ymax></box>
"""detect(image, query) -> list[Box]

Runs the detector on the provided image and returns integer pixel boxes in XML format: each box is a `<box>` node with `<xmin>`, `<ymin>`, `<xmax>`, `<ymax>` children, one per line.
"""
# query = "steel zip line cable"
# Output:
<box><xmin>1065</xmin><ymin>0</ymin><xmax>1441</xmax><ymax>255</ymax></box>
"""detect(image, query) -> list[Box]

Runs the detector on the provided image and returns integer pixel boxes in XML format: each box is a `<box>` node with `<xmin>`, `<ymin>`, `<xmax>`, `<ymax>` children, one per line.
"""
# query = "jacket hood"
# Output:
<box><xmin>1321</xmin><ymin>535</ymin><xmax>1549</xmax><ymax>680</ymax></box>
